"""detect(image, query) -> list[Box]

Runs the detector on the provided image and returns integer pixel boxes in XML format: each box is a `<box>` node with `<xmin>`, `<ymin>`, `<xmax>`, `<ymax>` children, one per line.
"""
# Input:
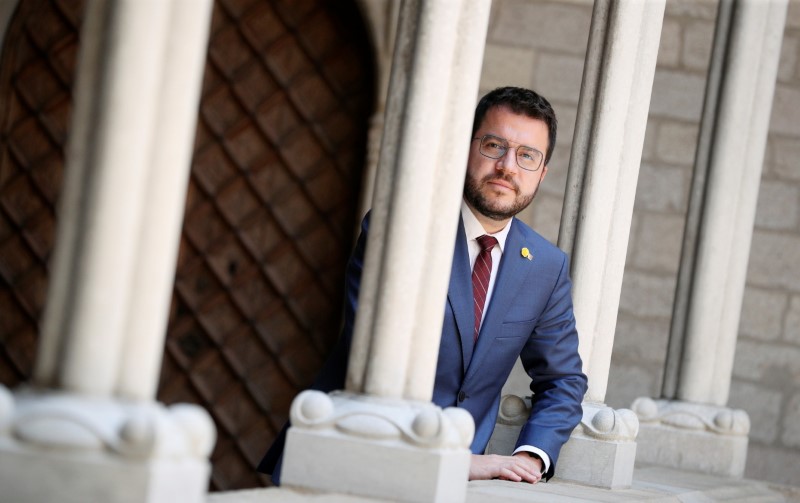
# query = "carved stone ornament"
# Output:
<box><xmin>495</xmin><ymin>394</ymin><xmax>530</xmax><ymax>426</ymax></box>
<box><xmin>0</xmin><ymin>385</ymin><xmax>215</xmax><ymax>459</ymax></box>
<box><xmin>632</xmin><ymin>397</ymin><xmax>750</xmax><ymax>436</ymax></box>
<box><xmin>496</xmin><ymin>394</ymin><xmax>639</xmax><ymax>441</ymax></box>
<box><xmin>290</xmin><ymin>390</ymin><xmax>475</xmax><ymax>449</ymax></box>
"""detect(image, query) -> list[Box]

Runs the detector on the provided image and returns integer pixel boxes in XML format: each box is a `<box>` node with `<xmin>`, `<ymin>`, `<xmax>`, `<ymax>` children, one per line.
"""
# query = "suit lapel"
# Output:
<box><xmin>465</xmin><ymin>219</ymin><xmax>535</xmax><ymax>382</ymax></box>
<box><xmin>447</xmin><ymin>216</ymin><xmax>475</xmax><ymax>370</ymax></box>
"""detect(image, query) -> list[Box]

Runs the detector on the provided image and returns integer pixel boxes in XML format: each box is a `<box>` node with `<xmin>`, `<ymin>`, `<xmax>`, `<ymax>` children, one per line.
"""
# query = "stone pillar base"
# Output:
<box><xmin>556</xmin><ymin>431</ymin><xmax>637</xmax><ymax>489</ymax></box>
<box><xmin>0</xmin><ymin>386</ymin><xmax>215</xmax><ymax>503</ymax></box>
<box><xmin>486</xmin><ymin>397</ymin><xmax>639</xmax><ymax>489</ymax></box>
<box><xmin>281</xmin><ymin>390</ymin><xmax>474</xmax><ymax>502</ymax></box>
<box><xmin>632</xmin><ymin>398</ymin><xmax>750</xmax><ymax>477</ymax></box>
<box><xmin>556</xmin><ymin>402</ymin><xmax>639</xmax><ymax>489</ymax></box>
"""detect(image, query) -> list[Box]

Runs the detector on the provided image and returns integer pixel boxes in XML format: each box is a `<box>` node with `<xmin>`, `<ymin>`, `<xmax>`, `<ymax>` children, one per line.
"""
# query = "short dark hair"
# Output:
<box><xmin>472</xmin><ymin>87</ymin><xmax>558</xmax><ymax>166</ymax></box>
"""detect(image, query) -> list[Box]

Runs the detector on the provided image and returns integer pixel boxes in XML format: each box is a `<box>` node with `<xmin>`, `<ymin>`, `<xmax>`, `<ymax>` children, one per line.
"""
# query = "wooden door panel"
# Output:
<box><xmin>0</xmin><ymin>0</ymin><xmax>374</xmax><ymax>490</ymax></box>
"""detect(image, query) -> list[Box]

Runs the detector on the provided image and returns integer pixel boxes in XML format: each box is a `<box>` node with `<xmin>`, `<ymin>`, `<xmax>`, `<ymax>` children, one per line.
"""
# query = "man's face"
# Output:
<box><xmin>464</xmin><ymin>106</ymin><xmax>549</xmax><ymax>221</ymax></box>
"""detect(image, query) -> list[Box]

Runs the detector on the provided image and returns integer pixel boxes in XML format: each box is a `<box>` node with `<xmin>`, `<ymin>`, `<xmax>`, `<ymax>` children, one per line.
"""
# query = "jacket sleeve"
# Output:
<box><xmin>310</xmin><ymin>211</ymin><xmax>370</xmax><ymax>392</ymax></box>
<box><xmin>516</xmin><ymin>252</ymin><xmax>587</xmax><ymax>480</ymax></box>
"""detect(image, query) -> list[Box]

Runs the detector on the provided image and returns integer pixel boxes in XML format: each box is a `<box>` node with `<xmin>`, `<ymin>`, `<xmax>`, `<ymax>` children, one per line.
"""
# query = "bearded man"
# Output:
<box><xmin>259</xmin><ymin>86</ymin><xmax>587</xmax><ymax>485</ymax></box>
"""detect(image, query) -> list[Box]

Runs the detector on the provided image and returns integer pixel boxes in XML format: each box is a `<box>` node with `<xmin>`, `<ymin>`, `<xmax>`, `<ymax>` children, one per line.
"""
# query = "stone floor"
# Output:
<box><xmin>210</xmin><ymin>466</ymin><xmax>800</xmax><ymax>502</ymax></box>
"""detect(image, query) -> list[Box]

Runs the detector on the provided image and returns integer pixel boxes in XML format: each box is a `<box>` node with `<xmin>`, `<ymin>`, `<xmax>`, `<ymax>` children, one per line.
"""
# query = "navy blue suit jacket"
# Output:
<box><xmin>259</xmin><ymin>211</ymin><xmax>587</xmax><ymax>481</ymax></box>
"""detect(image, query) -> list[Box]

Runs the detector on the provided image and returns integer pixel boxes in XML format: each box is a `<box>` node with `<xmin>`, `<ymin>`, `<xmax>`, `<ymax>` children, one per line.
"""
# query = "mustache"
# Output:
<box><xmin>481</xmin><ymin>173</ymin><xmax>519</xmax><ymax>192</ymax></box>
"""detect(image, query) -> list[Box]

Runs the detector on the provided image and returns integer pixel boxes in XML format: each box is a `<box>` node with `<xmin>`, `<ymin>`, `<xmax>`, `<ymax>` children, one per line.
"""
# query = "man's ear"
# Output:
<box><xmin>540</xmin><ymin>165</ymin><xmax>549</xmax><ymax>182</ymax></box>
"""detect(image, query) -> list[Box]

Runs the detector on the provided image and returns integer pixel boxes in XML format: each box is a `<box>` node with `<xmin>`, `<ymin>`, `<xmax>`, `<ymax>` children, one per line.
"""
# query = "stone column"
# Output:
<box><xmin>279</xmin><ymin>1</ymin><xmax>491</xmax><ymax>501</ymax></box>
<box><xmin>0</xmin><ymin>1</ymin><xmax>215</xmax><ymax>502</ymax></box>
<box><xmin>632</xmin><ymin>0</ymin><xmax>788</xmax><ymax>478</ymax></box>
<box><xmin>355</xmin><ymin>0</ymin><xmax>401</xmax><ymax>221</ymax></box>
<box><xmin>487</xmin><ymin>0</ymin><xmax>665</xmax><ymax>490</ymax></box>
<box><xmin>554</xmin><ymin>0</ymin><xmax>665</xmax><ymax>488</ymax></box>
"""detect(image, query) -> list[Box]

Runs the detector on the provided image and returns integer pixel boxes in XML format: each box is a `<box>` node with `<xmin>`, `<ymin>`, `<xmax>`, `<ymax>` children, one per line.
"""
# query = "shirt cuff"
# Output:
<box><xmin>512</xmin><ymin>445</ymin><xmax>551</xmax><ymax>474</ymax></box>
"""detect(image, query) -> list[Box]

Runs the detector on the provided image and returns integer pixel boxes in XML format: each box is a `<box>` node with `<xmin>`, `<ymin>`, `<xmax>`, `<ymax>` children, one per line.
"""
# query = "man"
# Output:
<box><xmin>259</xmin><ymin>86</ymin><xmax>587</xmax><ymax>485</ymax></box>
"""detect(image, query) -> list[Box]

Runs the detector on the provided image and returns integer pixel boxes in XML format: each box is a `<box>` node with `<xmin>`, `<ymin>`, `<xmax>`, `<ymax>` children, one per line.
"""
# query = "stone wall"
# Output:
<box><xmin>478</xmin><ymin>0</ymin><xmax>800</xmax><ymax>485</ymax></box>
<box><xmin>731</xmin><ymin>0</ymin><xmax>800</xmax><ymax>484</ymax></box>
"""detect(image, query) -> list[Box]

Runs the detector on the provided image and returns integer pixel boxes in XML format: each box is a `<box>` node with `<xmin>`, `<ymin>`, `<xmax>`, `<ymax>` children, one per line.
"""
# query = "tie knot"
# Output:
<box><xmin>477</xmin><ymin>235</ymin><xmax>497</xmax><ymax>253</ymax></box>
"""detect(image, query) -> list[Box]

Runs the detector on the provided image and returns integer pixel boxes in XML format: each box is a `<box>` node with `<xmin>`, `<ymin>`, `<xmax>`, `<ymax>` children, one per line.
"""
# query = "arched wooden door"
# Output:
<box><xmin>0</xmin><ymin>0</ymin><xmax>374</xmax><ymax>491</ymax></box>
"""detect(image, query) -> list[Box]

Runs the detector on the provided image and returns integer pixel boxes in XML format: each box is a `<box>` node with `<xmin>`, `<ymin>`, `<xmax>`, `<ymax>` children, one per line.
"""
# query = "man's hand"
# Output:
<box><xmin>468</xmin><ymin>453</ymin><xmax>544</xmax><ymax>484</ymax></box>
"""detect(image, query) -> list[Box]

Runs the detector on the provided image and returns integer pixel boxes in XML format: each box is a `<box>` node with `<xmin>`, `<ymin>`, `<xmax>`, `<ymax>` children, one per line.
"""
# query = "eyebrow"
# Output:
<box><xmin>483</xmin><ymin>134</ymin><xmax>542</xmax><ymax>152</ymax></box>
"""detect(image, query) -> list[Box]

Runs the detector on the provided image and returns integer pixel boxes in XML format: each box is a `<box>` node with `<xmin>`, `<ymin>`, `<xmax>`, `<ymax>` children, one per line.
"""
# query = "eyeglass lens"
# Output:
<box><xmin>479</xmin><ymin>135</ymin><xmax>543</xmax><ymax>171</ymax></box>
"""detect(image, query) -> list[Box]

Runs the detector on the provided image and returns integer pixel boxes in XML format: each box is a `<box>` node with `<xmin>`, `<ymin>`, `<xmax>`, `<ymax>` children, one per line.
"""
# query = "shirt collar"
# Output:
<box><xmin>461</xmin><ymin>199</ymin><xmax>513</xmax><ymax>253</ymax></box>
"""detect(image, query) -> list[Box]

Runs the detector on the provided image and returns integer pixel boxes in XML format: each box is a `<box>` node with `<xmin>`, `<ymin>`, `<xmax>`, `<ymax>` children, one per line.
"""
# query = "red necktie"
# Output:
<box><xmin>472</xmin><ymin>235</ymin><xmax>498</xmax><ymax>342</ymax></box>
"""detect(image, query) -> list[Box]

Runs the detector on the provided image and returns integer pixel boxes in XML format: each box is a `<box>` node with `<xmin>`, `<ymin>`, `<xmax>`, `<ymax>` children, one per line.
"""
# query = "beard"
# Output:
<box><xmin>464</xmin><ymin>171</ymin><xmax>538</xmax><ymax>221</ymax></box>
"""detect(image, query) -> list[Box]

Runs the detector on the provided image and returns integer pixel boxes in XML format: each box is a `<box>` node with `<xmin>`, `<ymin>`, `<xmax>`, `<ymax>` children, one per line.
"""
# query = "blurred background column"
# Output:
<box><xmin>633</xmin><ymin>0</ymin><xmax>789</xmax><ymax>478</ymax></box>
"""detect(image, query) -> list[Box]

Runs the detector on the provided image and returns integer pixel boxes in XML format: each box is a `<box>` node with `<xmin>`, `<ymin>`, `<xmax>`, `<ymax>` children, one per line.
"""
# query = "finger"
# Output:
<box><xmin>510</xmin><ymin>463</ymin><xmax>539</xmax><ymax>484</ymax></box>
<box><xmin>523</xmin><ymin>464</ymin><xmax>542</xmax><ymax>484</ymax></box>
<box><xmin>499</xmin><ymin>467</ymin><xmax>522</xmax><ymax>482</ymax></box>
<box><xmin>521</xmin><ymin>459</ymin><xmax>543</xmax><ymax>480</ymax></box>
<box><xmin>517</xmin><ymin>455</ymin><xmax>542</xmax><ymax>473</ymax></box>
<box><xmin>520</xmin><ymin>469</ymin><xmax>540</xmax><ymax>485</ymax></box>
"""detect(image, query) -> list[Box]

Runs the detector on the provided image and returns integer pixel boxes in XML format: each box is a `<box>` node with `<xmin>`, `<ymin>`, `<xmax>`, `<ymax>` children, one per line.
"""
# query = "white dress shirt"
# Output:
<box><xmin>461</xmin><ymin>200</ymin><xmax>511</xmax><ymax>327</ymax></box>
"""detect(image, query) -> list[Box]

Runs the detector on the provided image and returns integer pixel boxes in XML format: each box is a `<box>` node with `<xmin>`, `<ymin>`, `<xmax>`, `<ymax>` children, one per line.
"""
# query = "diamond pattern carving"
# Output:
<box><xmin>0</xmin><ymin>0</ymin><xmax>373</xmax><ymax>491</ymax></box>
<box><xmin>0</xmin><ymin>0</ymin><xmax>80</xmax><ymax>387</ymax></box>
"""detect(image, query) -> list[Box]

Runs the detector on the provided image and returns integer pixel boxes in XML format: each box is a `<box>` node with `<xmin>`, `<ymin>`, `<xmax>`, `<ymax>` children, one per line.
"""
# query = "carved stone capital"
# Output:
<box><xmin>575</xmin><ymin>402</ymin><xmax>639</xmax><ymax>442</ymax></box>
<box><xmin>491</xmin><ymin>397</ymin><xmax>640</xmax><ymax>488</ymax></box>
<box><xmin>631</xmin><ymin>397</ymin><xmax>750</xmax><ymax>477</ymax></box>
<box><xmin>283</xmin><ymin>390</ymin><xmax>473</xmax><ymax>502</ymax></box>
<box><xmin>0</xmin><ymin>385</ymin><xmax>215</xmax><ymax>459</ymax></box>
<box><xmin>290</xmin><ymin>390</ymin><xmax>474</xmax><ymax>449</ymax></box>
<box><xmin>495</xmin><ymin>394</ymin><xmax>531</xmax><ymax>426</ymax></box>
<box><xmin>632</xmin><ymin>397</ymin><xmax>750</xmax><ymax>436</ymax></box>
<box><xmin>494</xmin><ymin>395</ymin><xmax>639</xmax><ymax>442</ymax></box>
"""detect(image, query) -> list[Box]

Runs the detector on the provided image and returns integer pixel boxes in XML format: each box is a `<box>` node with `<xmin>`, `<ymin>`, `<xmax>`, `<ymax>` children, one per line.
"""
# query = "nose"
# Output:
<box><xmin>496</xmin><ymin>147</ymin><xmax>518</xmax><ymax>174</ymax></box>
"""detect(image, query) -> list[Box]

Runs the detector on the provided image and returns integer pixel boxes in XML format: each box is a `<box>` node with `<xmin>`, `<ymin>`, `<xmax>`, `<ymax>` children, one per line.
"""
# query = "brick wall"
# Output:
<box><xmin>479</xmin><ymin>0</ymin><xmax>800</xmax><ymax>485</ymax></box>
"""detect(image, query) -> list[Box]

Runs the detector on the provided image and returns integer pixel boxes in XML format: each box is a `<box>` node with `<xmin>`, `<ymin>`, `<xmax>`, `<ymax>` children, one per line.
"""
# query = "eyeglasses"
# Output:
<box><xmin>472</xmin><ymin>134</ymin><xmax>544</xmax><ymax>172</ymax></box>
